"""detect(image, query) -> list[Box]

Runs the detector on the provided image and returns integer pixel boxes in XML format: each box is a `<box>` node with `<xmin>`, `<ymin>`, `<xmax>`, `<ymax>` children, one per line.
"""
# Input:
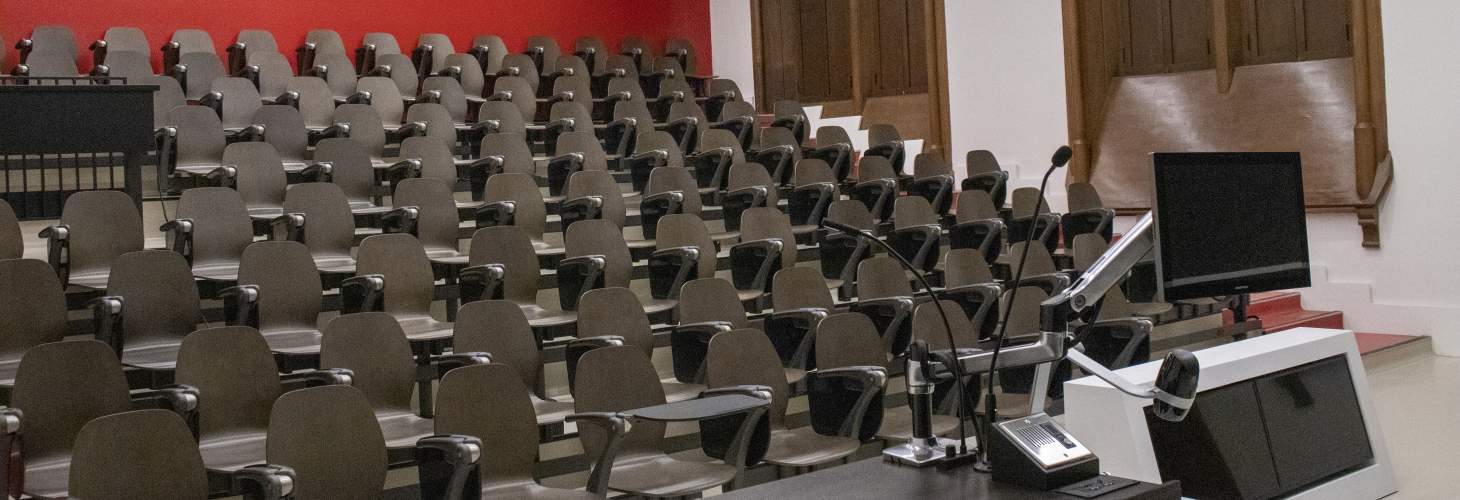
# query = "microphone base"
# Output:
<box><xmin>881</xmin><ymin>437</ymin><xmax>966</xmax><ymax>468</ymax></box>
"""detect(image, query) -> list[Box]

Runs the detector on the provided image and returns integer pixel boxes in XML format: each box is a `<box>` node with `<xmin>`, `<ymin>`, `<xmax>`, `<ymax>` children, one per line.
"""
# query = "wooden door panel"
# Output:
<box><xmin>1299</xmin><ymin>0</ymin><xmax>1351</xmax><ymax>60</ymax></box>
<box><xmin>1246</xmin><ymin>0</ymin><xmax>1299</xmax><ymax>64</ymax></box>
<box><xmin>876</xmin><ymin>0</ymin><xmax>911</xmax><ymax>93</ymax></box>
<box><xmin>799</xmin><ymin>0</ymin><xmax>831</xmax><ymax>100</ymax></box>
<box><xmin>1120</xmin><ymin>0</ymin><xmax>1171</xmax><ymax>75</ymax></box>
<box><xmin>1168</xmin><ymin>0</ymin><xmax>1214</xmax><ymax>71</ymax></box>
<box><xmin>826</xmin><ymin>0</ymin><xmax>855</xmax><ymax>100</ymax></box>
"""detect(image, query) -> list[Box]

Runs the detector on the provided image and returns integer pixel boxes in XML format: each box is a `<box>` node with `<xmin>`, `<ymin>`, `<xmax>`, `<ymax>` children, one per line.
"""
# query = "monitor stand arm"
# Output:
<box><xmin>1041</xmin><ymin>212</ymin><xmax>1155</xmax><ymax>336</ymax></box>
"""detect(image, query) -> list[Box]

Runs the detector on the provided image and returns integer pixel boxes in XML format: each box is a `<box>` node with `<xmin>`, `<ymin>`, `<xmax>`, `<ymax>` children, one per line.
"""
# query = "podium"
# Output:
<box><xmin>0</xmin><ymin>81</ymin><xmax>155</xmax><ymax>218</ymax></box>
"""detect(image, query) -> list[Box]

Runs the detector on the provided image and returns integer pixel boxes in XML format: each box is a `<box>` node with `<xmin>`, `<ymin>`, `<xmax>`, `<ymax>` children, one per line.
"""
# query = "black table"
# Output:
<box><xmin>720</xmin><ymin>456</ymin><xmax>1180</xmax><ymax>500</ymax></box>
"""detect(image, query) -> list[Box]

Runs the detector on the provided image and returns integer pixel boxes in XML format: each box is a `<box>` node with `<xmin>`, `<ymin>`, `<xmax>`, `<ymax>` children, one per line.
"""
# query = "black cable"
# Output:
<box><xmin>982</xmin><ymin>160</ymin><xmax>1061</xmax><ymax>464</ymax></box>
<box><xmin>822</xmin><ymin>220</ymin><xmax>973</xmax><ymax>457</ymax></box>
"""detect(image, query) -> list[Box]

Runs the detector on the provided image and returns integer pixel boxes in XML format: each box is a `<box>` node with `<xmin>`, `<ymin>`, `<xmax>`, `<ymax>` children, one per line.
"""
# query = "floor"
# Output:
<box><xmin>1365</xmin><ymin>351</ymin><xmax>1460</xmax><ymax>499</ymax></box>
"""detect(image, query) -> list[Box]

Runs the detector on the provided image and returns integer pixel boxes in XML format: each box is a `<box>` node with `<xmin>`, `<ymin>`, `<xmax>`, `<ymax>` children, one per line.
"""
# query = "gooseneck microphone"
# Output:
<box><xmin>820</xmin><ymin>218</ymin><xmax>976</xmax><ymax>460</ymax></box>
<box><xmin>980</xmin><ymin>145</ymin><xmax>1072</xmax><ymax>469</ymax></box>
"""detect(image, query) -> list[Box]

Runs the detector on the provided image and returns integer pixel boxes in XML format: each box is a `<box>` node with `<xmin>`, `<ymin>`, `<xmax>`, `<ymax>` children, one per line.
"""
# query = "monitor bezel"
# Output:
<box><xmin>1151</xmin><ymin>152</ymin><xmax>1311</xmax><ymax>302</ymax></box>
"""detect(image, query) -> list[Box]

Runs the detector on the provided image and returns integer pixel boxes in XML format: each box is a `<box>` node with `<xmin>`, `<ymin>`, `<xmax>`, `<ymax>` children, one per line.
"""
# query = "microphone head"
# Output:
<box><xmin>1051</xmin><ymin>146</ymin><xmax>1074</xmax><ymax>168</ymax></box>
<box><xmin>1152</xmin><ymin>349</ymin><xmax>1200</xmax><ymax>422</ymax></box>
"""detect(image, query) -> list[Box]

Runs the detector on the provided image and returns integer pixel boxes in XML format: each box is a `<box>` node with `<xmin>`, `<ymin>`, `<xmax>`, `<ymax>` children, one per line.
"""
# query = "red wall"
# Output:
<box><xmin>1</xmin><ymin>0</ymin><xmax>712</xmax><ymax>73</ymax></box>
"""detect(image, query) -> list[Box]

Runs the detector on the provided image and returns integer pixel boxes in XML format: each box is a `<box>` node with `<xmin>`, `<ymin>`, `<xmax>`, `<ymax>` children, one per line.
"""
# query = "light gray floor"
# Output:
<box><xmin>1367</xmin><ymin>351</ymin><xmax>1460</xmax><ymax>499</ymax></box>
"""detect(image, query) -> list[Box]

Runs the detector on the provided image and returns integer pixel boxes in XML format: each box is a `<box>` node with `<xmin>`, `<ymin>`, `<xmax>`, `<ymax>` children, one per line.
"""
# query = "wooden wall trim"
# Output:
<box><xmin>925</xmin><ymin>0</ymin><xmax>951</xmax><ymax>160</ymax></box>
<box><xmin>1352</xmin><ymin>0</ymin><xmax>1391</xmax><ymax>248</ymax></box>
<box><xmin>849</xmin><ymin>0</ymin><xmax>866</xmax><ymax>112</ymax></box>
<box><xmin>1212</xmin><ymin>0</ymin><xmax>1235</xmax><ymax>93</ymax></box>
<box><xmin>1062</xmin><ymin>0</ymin><xmax>1093</xmax><ymax>183</ymax></box>
<box><xmin>751</xmin><ymin>0</ymin><xmax>766</xmax><ymax>111</ymax></box>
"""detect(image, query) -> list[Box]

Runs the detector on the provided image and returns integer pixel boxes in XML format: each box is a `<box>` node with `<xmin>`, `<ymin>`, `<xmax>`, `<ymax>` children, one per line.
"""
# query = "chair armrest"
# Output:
<box><xmin>421</xmin><ymin>352</ymin><xmax>493</xmax><ymax>383</ymax></box>
<box><xmin>748</xmin><ymin>144</ymin><xmax>795</xmax><ymax>186</ymax></box>
<box><xmin>686</xmin><ymin>147</ymin><xmax>735</xmax><ymax>191</ymax></box>
<box><xmin>648</xmin><ymin>245</ymin><xmax>700</xmax><ymax>300</ymax></box>
<box><xmin>458</xmin><ymin>264</ymin><xmax>506</xmax><ymax>303</ymax></box>
<box><xmin>484</xmin><ymin>90</ymin><xmax>513</xmax><ymax>102</ymax></box>
<box><xmin>279</xmin><ymin>368</ymin><xmax>355</xmax><ymax>389</ymax></box>
<box><xmin>712</xmin><ymin>116</ymin><xmax>755</xmax><ymax>151</ymax></box>
<box><xmin>702</xmin><ymin>385</ymin><xmax>774</xmax><ymax>400</ymax></box>
<box><xmin>389</xmin><ymin>121</ymin><xmax>430</xmax><ymax>142</ymax></box>
<box><xmin>473</xmin><ymin>200</ymin><xmax>516</xmax><ymax>228</ymax></box>
<box><xmin>769</xmin><ymin>115</ymin><xmax>806</xmax><ymax>144</ymax></box>
<box><xmin>598</xmin><ymin>116</ymin><xmax>639</xmax><ymax>157</ymax></box>
<box><xmin>559</xmin><ymin>195</ymin><xmax>605</xmax><ymax>230</ymax></box>
<box><xmin>546</xmin><ymin>90</ymin><xmax>576</xmax><ymax>106</ymax></box>
<box><xmin>273</xmin><ymin>90</ymin><xmax>300</xmax><ymax>108</ymax></box>
<box><xmin>627</xmin><ymin>148</ymin><xmax>670</xmax><ymax>193</ymax></box>
<box><xmin>557</xmin><ymin>255</ymin><xmax>607</xmax><ymax>311</ymax></box>
<box><xmin>341</xmin><ymin>275</ymin><xmax>386</xmax><ymax>313</ymax></box>
<box><xmin>546</xmin><ymin>152</ymin><xmax>585</xmax><ymax>196</ymax></box>
<box><xmin>88</xmin><ymin>296</ymin><xmax>125</xmax><ymax>359</ymax></box>
<box><xmin>232</xmin><ymin>464</ymin><xmax>297</xmax><ymax>500</ymax></box>
<box><xmin>198</xmin><ymin>91</ymin><xmax>224</xmax><ymax>118</ymax></box>
<box><xmin>807</xmin><ymin>366</ymin><xmax>888</xmax><ymax>439</ymax></box>
<box><xmin>788</xmin><ymin>182</ymin><xmax>835</xmax><ymax>227</ymax></box>
<box><xmin>297</xmin><ymin>161</ymin><xmax>333</xmax><ymax>183</ymax></box>
<box><xmin>226</xmin><ymin>124</ymin><xmax>267</xmax><ymax>144</ymax></box>
<box><xmin>664</xmin><ymin>116</ymin><xmax>699</xmax><ymax>148</ymax></box>
<box><xmin>865</xmin><ymin>140</ymin><xmax>906</xmax><ymax>173</ymax></box>
<box><xmin>131</xmin><ymin>384</ymin><xmax>202</xmax><ymax>439</ymax></box>
<box><xmin>1061</xmin><ymin>207</ymin><xmax>1116</xmax><ymax>249</ymax></box>
<box><xmin>37</xmin><ymin>224</ymin><xmax>71</xmax><ymax>285</ymax></box>
<box><xmin>469</xmin><ymin>119</ymin><xmax>500</xmax><ymax>136</ymax></box>
<box><xmin>155</xmin><ymin>126</ymin><xmax>178</xmax><ymax>177</ymax></box>
<box><xmin>309</xmin><ymin>123</ymin><xmax>350</xmax><ymax>144</ymax></box>
<box><xmin>269</xmin><ymin>213</ymin><xmax>305</xmax><ymax>243</ymax></box>
<box><xmin>908</xmin><ymin>175</ymin><xmax>954</xmax><ymax>215</ymax></box>
<box><xmin>0</xmin><ymin>406</ymin><xmax>18</xmax><ymax>491</ymax></box>
<box><xmin>670</xmin><ymin>321</ymin><xmax>736</xmax><ymax>383</ymax></box>
<box><xmin>939</xmin><ymin>282</ymin><xmax>1002</xmax><ymax>341</ymax></box>
<box><xmin>853</xmin><ymin>296</ymin><xmax>915</xmax><ymax>354</ymax></box>
<box><xmin>818</xmin><ymin>232</ymin><xmax>871</xmax><ymax>294</ymax></box>
<box><xmin>686</xmin><ymin>393</ymin><xmax>773</xmax><ymax>473</ymax></box>
<box><xmin>639</xmin><ymin>190</ymin><xmax>685</xmax><ymax>239</ymax></box>
<box><xmin>949</xmin><ymin>219</ymin><xmax>1005</xmax><ymax>266</ymax></box>
<box><xmin>347</xmin><ymin>90</ymin><xmax>373</xmax><ymax>105</ymax></box>
<box><xmin>415</xmin><ymin>435</ymin><xmax>484</xmax><ymax>500</ymax></box>
<box><xmin>728</xmin><ymin>238</ymin><xmax>783</xmax><ymax>294</ymax></box>
<box><xmin>765</xmin><ymin>307</ymin><xmax>830</xmax><ymax>369</ymax></box>
<box><xmin>720</xmin><ymin>185</ymin><xmax>768</xmax><ymax>232</ymax></box>
<box><xmin>564</xmin><ymin>412</ymin><xmax>631</xmax><ymax>496</ymax></box>
<box><xmin>1007</xmin><ymin>213</ymin><xmax>1062</xmax><ymax>255</ymax></box>
<box><xmin>565</xmin><ymin>336</ymin><xmax>626</xmax><ymax>393</ymax></box>
<box><xmin>887</xmin><ymin>224</ymin><xmax>942</xmax><ymax>272</ymax></box>
<box><xmin>961</xmin><ymin>170</ymin><xmax>1010</xmax><ymax>208</ymax></box>
<box><xmin>205</xmin><ymin>165</ymin><xmax>239</xmax><ymax>188</ymax></box>
<box><xmin>381</xmin><ymin>206</ymin><xmax>420</xmax><ymax>235</ymax></box>
<box><xmin>545</xmin><ymin>117</ymin><xmax>577</xmax><ymax>139</ymax></box>
<box><xmin>219</xmin><ymin>285</ymin><xmax>260</xmax><ymax>328</ymax></box>
<box><xmin>851</xmin><ymin>178</ymin><xmax>897</xmax><ymax>222</ymax></box>
<box><xmin>805</xmin><ymin>143</ymin><xmax>852</xmax><ymax>181</ymax></box>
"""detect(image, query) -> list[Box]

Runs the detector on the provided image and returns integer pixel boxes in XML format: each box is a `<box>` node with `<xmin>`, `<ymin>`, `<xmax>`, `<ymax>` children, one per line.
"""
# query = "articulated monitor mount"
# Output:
<box><xmin>883</xmin><ymin>212</ymin><xmax>1200</xmax><ymax>489</ymax></box>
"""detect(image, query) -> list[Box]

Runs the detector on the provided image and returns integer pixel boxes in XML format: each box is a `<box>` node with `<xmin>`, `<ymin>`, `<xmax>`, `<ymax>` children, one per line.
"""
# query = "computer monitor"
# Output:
<box><xmin>1152</xmin><ymin>152</ymin><xmax>1311</xmax><ymax>301</ymax></box>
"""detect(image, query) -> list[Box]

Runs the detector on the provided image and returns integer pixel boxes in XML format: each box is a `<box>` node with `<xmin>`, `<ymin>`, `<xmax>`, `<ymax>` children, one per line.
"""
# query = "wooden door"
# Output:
<box><xmin>1168</xmin><ymin>0</ymin><xmax>1214</xmax><ymax>72</ymax></box>
<box><xmin>858</xmin><ymin>0</ymin><xmax>928</xmax><ymax>97</ymax></box>
<box><xmin>1116</xmin><ymin>0</ymin><xmax>1212</xmax><ymax>76</ymax></box>
<box><xmin>1244</xmin><ymin>0</ymin><xmax>1300</xmax><ymax>64</ymax></box>
<box><xmin>1298</xmin><ymin>0</ymin><xmax>1351</xmax><ymax>60</ymax></box>
<box><xmin>1118</xmin><ymin>0</ymin><xmax>1172</xmax><ymax>75</ymax></box>
<box><xmin>756</xmin><ymin>0</ymin><xmax>855</xmax><ymax>109</ymax></box>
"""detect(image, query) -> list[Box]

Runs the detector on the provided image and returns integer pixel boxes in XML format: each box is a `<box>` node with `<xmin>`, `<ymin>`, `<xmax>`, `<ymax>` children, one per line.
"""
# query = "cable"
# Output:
<box><xmin>822</xmin><ymin>219</ymin><xmax>973</xmax><ymax>457</ymax></box>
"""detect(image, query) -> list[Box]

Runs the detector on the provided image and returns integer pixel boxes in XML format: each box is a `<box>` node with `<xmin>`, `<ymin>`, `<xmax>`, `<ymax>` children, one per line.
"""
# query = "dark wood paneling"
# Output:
<box><xmin>826</xmin><ymin>1</ymin><xmax>855</xmax><ymax>100</ymax></box>
<box><xmin>756</xmin><ymin>0</ymin><xmax>925</xmax><ymax>106</ymax></box>
<box><xmin>906</xmin><ymin>0</ymin><xmax>929</xmax><ymax>90</ymax></box>
<box><xmin>799</xmin><ymin>0</ymin><xmax>831</xmax><ymax>99</ymax></box>
<box><xmin>876</xmin><ymin>0</ymin><xmax>911</xmax><ymax>93</ymax></box>
<box><xmin>1169</xmin><ymin>0</ymin><xmax>1214</xmax><ymax>71</ymax></box>
<box><xmin>1299</xmin><ymin>0</ymin><xmax>1351</xmax><ymax>60</ymax></box>
<box><xmin>1121</xmin><ymin>0</ymin><xmax>1171</xmax><ymax>75</ymax></box>
<box><xmin>1246</xmin><ymin>0</ymin><xmax>1300</xmax><ymax>64</ymax></box>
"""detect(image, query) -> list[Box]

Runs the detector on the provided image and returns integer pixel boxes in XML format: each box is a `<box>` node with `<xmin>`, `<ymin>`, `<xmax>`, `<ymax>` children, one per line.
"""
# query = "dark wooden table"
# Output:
<box><xmin>720</xmin><ymin>456</ymin><xmax>1180</xmax><ymax>499</ymax></box>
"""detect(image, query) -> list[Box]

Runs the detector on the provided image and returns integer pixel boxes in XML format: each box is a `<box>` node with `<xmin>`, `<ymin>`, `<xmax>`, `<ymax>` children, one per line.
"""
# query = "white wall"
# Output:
<box><xmin>944</xmin><ymin>0</ymin><xmax>1071</xmax><ymax>209</ymax></box>
<box><xmin>709</xmin><ymin>0</ymin><xmax>757</xmax><ymax>106</ymax></box>
<box><xmin>945</xmin><ymin>0</ymin><xmax>1460</xmax><ymax>353</ymax></box>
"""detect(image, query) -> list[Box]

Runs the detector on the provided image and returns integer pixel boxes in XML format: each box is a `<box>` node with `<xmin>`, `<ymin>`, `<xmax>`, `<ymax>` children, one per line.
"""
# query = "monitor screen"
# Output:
<box><xmin>1152</xmin><ymin>152</ymin><xmax>1311</xmax><ymax>301</ymax></box>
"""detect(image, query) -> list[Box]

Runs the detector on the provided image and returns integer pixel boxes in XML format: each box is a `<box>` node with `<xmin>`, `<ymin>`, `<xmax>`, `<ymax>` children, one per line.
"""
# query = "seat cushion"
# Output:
<box><xmin>199</xmin><ymin>429</ymin><xmax>268</xmax><ymax>472</ymax></box>
<box><xmin>121</xmin><ymin>342</ymin><xmax>183</xmax><ymax>371</ymax></box>
<box><xmin>260</xmin><ymin>327</ymin><xmax>324</xmax><ymax>356</ymax></box>
<box><xmin>607</xmin><ymin>452</ymin><xmax>737</xmax><ymax>498</ymax></box>
<box><xmin>762</xmin><ymin>427</ymin><xmax>860</xmax><ymax>467</ymax></box>
<box><xmin>376</xmin><ymin>409</ymin><xmax>436</xmax><ymax>449</ymax></box>
<box><xmin>23</xmin><ymin>455</ymin><xmax>72</xmax><ymax>499</ymax></box>
<box><xmin>394</xmin><ymin>314</ymin><xmax>454</xmax><ymax>342</ymax></box>
<box><xmin>519</xmin><ymin>304</ymin><xmax>577</xmax><ymax>328</ymax></box>
<box><xmin>482</xmin><ymin>480</ymin><xmax>600</xmax><ymax>500</ymax></box>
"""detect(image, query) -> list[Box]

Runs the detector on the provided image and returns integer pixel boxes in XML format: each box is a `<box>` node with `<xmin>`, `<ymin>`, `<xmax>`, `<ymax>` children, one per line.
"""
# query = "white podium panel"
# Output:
<box><xmin>1064</xmin><ymin>328</ymin><xmax>1396</xmax><ymax>500</ymax></box>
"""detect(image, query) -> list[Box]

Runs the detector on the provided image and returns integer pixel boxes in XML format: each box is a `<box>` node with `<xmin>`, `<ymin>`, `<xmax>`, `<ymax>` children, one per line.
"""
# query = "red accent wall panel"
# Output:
<box><xmin>1</xmin><ymin>0</ymin><xmax>711</xmax><ymax>73</ymax></box>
